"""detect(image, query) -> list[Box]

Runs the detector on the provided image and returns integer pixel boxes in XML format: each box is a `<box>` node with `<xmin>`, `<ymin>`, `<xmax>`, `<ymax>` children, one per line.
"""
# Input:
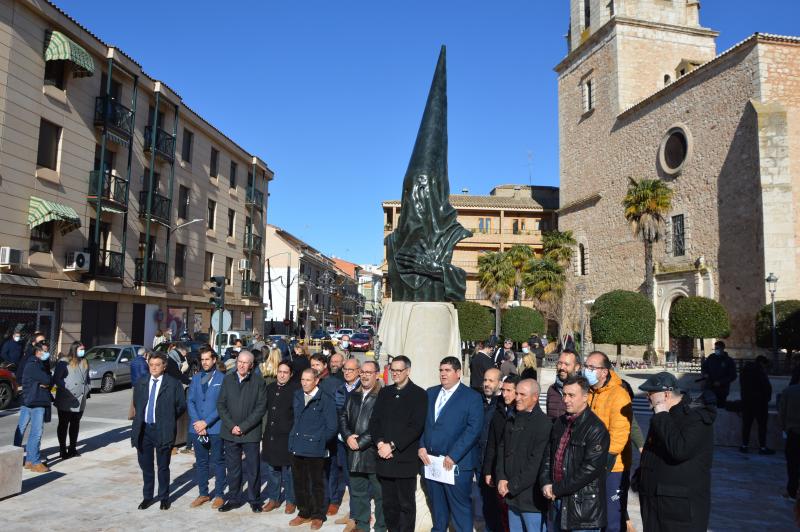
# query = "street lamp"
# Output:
<box><xmin>169</xmin><ymin>218</ymin><xmax>204</xmax><ymax>235</ymax></box>
<box><xmin>766</xmin><ymin>272</ymin><xmax>779</xmax><ymax>364</ymax></box>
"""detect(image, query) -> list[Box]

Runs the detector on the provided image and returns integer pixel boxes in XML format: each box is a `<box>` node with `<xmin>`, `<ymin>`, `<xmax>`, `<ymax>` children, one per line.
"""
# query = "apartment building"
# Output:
<box><xmin>0</xmin><ymin>0</ymin><xmax>273</xmax><ymax>353</ymax></box>
<box><xmin>381</xmin><ymin>184</ymin><xmax>559</xmax><ymax>307</ymax></box>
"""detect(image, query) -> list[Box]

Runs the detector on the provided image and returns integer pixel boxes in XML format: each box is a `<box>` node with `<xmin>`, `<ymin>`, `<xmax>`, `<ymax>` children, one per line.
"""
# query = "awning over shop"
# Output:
<box><xmin>44</xmin><ymin>30</ymin><xmax>95</xmax><ymax>78</ymax></box>
<box><xmin>28</xmin><ymin>196</ymin><xmax>81</xmax><ymax>235</ymax></box>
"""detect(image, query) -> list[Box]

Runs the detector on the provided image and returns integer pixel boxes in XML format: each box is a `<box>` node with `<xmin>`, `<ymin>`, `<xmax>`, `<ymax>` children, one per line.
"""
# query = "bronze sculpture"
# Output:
<box><xmin>385</xmin><ymin>46</ymin><xmax>472</xmax><ymax>302</ymax></box>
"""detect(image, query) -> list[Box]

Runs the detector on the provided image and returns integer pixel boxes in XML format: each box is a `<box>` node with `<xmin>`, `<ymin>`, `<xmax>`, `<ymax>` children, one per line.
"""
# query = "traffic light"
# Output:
<box><xmin>209</xmin><ymin>276</ymin><xmax>225</xmax><ymax>308</ymax></box>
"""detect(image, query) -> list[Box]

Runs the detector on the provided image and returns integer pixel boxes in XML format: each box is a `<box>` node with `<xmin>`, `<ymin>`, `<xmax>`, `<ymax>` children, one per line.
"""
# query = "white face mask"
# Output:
<box><xmin>340</xmin><ymin>342</ymin><xmax>349</xmax><ymax>349</ymax></box>
<box><xmin>13</xmin><ymin>335</ymin><xmax>21</xmax><ymax>342</ymax></box>
<box><xmin>322</xmin><ymin>349</ymin><xmax>330</xmax><ymax>356</ymax></box>
<box><xmin>522</xmin><ymin>347</ymin><xmax>530</xmax><ymax>354</ymax></box>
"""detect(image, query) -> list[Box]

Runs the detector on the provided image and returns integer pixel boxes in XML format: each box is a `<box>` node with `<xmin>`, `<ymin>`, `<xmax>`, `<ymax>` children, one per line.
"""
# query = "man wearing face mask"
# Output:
<box><xmin>0</xmin><ymin>329</ymin><xmax>23</xmax><ymax>367</ymax></box>
<box><xmin>700</xmin><ymin>340</ymin><xmax>737</xmax><ymax>407</ymax></box>
<box><xmin>21</xmin><ymin>343</ymin><xmax>53</xmax><ymax>472</ymax></box>
<box><xmin>584</xmin><ymin>351</ymin><xmax>632</xmax><ymax>532</ymax></box>
<box><xmin>336</xmin><ymin>335</ymin><xmax>351</xmax><ymax>361</ymax></box>
<box><xmin>546</xmin><ymin>350</ymin><xmax>581</xmax><ymax>420</ymax></box>
<box><xmin>636</xmin><ymin>372</ymin><xmax>715</xmax><ymax>532</ymax></box>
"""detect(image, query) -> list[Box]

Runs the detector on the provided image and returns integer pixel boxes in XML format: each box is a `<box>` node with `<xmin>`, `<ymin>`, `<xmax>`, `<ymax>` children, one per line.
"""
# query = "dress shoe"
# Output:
<box><xmin>138</xmin><ymin>499</ymin><xmax>155</xmax><ymax>510</ymax></box>
<box><xmin>284</xmin><ymin>503</ymin><xmax>296</xmax><ymax>514</ymax></box>
<box><xmin>190</xmin><ymin>496</ymin><xmax>210</xmax><ymax>508</ymax></box>
<box><xmin>326</xmin><ymin>503</ymin><xmax>340</xmax><ymax>516</ymax></box>
<box><xmin>310</xmin><ymin>519</ymin><xmax>324</xmax><ymax>530</ymax></box>
<box><xmin>218</xmin><ymin>501</ymin><xmax>242</xmax><ymax>513</ymax></box>
<box><xmin>160</xmin><ymin>500</ymin><xmax>171</xmax><ymax>510</ymax></box>
<box><xmin>288</xmin><ymin>516</ymin><xmax>311</xmax><ymax>526</ymax></box>
<box><xmin>23</xmin><ymin>461</ymin><xmax>33</xmax><ymax>470</ymax></box>
<box><xmin>211</xmin><ymin>497</ymin><xmax>224</xmax><ymax>509</ymax></box>
<box><xmin>251</xmin><ymin>503</ymin><xmax>262</xmax><ymax>513</ymax></box>
<box><xmin>262</xmin><ymin>500</ymin><xmax>281</xmax><ymax>512</ymax></box>
<box><xmin>59</xmin><ymin>448</ymin><xmax>68</xmax><ymax>460</ymax></box>
<box><xmin>68</xmin><ymin>448</ymin><xmax>81</xmax><ymax>458</ymax></box>
<box><xmin>29</xmin><ymin>463</ymin><xmax>50</xmax><ymax>473</ymax></box>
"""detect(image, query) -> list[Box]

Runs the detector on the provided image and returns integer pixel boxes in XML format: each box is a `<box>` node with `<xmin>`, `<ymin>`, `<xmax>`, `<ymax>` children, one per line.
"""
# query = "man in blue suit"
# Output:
<box><xmin>419</xmin><ymin>356</ymin><xmax>484</xmax><ymax>532</ymax></box>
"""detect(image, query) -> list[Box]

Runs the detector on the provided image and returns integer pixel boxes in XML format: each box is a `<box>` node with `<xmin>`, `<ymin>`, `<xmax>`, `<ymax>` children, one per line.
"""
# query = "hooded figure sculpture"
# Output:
<box><xmin>386</xmin><ymin>46</ymin><xmax>472</xmax><ymax>302</ymax></box>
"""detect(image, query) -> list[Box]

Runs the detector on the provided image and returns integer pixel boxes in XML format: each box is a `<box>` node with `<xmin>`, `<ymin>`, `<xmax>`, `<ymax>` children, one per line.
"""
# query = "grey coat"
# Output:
<box><xmin>54</xmin><ymin>360</ymin><xmax>90</xmax><ymax>412</ymax></box>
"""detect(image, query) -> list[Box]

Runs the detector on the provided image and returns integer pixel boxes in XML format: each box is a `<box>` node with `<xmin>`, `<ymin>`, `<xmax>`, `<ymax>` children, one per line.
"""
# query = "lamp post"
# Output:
<box><xmin>766</xmin><ymin>272</ymin><xmax>779</xmax><ymax>365</ymax></box>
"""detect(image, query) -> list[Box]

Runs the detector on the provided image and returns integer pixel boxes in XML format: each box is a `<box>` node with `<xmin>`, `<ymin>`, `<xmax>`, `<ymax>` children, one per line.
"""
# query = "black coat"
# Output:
<box><xmin>540</xmin><ymin>407</ymin><xmax>610</xmax><ymax>530</ymax></box>
<box><xmin>637</xmin><ymin>394</ymin><xmax>716</xmax><ymax>532</ymax></box>
<box><xmin>470</xmin><ymin>352</ymin><xmax>494</xmax><ymax>390</ymax></box>
<box><xmin>131</xmin><ymin>374</ymin><xmax>186</xmax><ymax>449</ymax></box>
<box><xmin>368</xmin><ymin>379</ymin><xmax>427</xmax><ymax>478</ymax></box>
<box><xmin>290</xmin><ymin>355</ymin><xmax>310</xmax><ymax>384</ymax></box>
<box><xmin>217</xmin><ymin>371</ymin><xmax>267</xmax><ymax>443</ymax></box>
<box><xmin>261</xmin><ymin>380</ymin><xmax>299</xmax><ymax>466</ymax></box>
<box><xmin>339</xmin><ymin>384</ymin><xmax>380</xmax><ymax>473</ymax></box>
<box><xmin>482</xmin><ymin>402</ymin><xmax>514</xmax><ymax>477</ymax></box>
<box><xmin>497</xmin><ymin>406</ymin><xmax>551</xmax><ymax>513</ymax></box>
<box><xmin>740</xmin><ymin>362</ymin><xmax>772</xmax><ymax>406</ymax></box>
<box><xmin>478</xmin><ymin>396</ymin><xmax>500</xmax><ymax>467</ymax></box>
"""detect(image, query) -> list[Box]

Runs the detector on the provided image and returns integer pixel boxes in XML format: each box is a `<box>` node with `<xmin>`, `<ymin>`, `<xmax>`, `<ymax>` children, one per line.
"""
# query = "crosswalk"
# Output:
<box><xmin>538</xmin><ymin>393</ymin><xmax>653</xmax><ymax>417</ymax></box>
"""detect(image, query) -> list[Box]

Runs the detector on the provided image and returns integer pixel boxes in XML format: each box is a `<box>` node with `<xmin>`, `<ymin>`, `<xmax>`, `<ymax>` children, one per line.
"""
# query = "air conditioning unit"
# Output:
<box><xmin>65</xmin><ymin>251</ymin><xmax>90</xmax><ymax>272</ymax></box>
<box><xmin>0</xmin><ymin>247</ymin><xmax>22</xmax><ymax>266</ymax></box>
<box><xmin>238</xmin><ymin>258</ymin><xmax>250</xmax><ymax>271</ymax></box>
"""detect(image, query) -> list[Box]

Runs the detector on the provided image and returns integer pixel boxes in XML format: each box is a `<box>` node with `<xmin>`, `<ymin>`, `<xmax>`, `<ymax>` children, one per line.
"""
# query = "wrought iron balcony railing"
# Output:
<box><xmin>138</xmin><ymin>189</ymin><xmax>171</xmax><ymax>225</ymax></box>
<box><xmin>143</xmin><ymin>125</ymin><xmax>176</xmax><ymax>162</ymax></box>
<box><xmin>90</xmin><ymin>247</ymin><xmax>124</xmax><ymax>280</ymax></box>
<box><xmin>242</xmin><ymin>279</ymin><xmax>262</xmax><ymax>299</ymax></box>
<box><xmin>246</xmin><ymin>188</ymin><xmax>264</xmax><ymax>211</ymax></box>
<box><xmin>94</xmin><ymin>96</ymin><xmax>134</xmax><ymax>137</ymax></box>
<box><xmin>134</xmin><ymin>258</ymin><xmax>167</xmax><ymax>285</ymax></box>
<box><xmin>243</xmin><ymin>232</ymin><xmax>262</xmax><ymax>254</ymax></box>
<box><xmin>88</xmin><ymin>166</ymin><xmax>128</xmax><ymax>210</ymax></box>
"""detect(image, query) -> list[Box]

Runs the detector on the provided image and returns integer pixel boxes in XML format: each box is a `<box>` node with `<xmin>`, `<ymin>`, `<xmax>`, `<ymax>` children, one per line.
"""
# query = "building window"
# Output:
<box><xmin>579</xmin><ymin>244</ymin><xmax>587</xmax><ymax>275</ymax></box>
<box><xmin>225</xmin><ymin>257</ymin><xmax>233</xmax><ymax>285</ymax></box>
<box><xmin>512</xmin><ymin>219</ymin><xmax>526</xmax><ymax>235</ymax></box>
<box><xmin>227</xmin><ymin>209</ymin><xmax>235</xmax><ymax>237</ymax></box>
<box><xmin>210</xmin><ymin>148</ymin><xmax>219</xmax><ymax>178</ymax></box>
<box><xmin>207</xmin><ymin>199</ymin><xmax>216</xmax><ymax>230</ymax></box>
<box><xmin>672</xmin><ymin>215</ymin><xmax>685</xmax><ymax>256</ymax></box>
<box><xmin>36</xmin><ymin>119</ymin><xmax>61</xmax><ymax>170</ymax></box>
<box><xmin>181</xmin><ymin>128</ymin><xmax>193</xmax><ymax>163</ymax></box>
<box><xmin>30</xmin><ymin>222</ymin><xmax>54</xmax><ymax>254</ymax></box>
<box><xmin>659</xmin><ymin>127</ymin><xmax>690</xmax><ymax>174</ymax></box>
<box><xmin>44</xmin><ymin>60</ymin><xmax>66</xmax><ymax>90</ymax></box>
<box><xmin>100</xmin><ymin>73</ymin><xmax>122</xmax><ymax>100</ymax></box>
<box><xmin>175</xmin><ymin>243</ymin><xmax>186</xmax><ymax>278</ymax></box>
<box><xmin>178</xmin><ymin>185</ymin><xmax>189</xmax><ymax>220</ymax></box>
<box><xmin>229</xmin><ymin>161</ymin><xmax>237</xmax><ymax>189</ymax></box>
<box><xmin>582</xmin><ymin>79</ymin><xmax>595</xmax><ymax>113</ymax></box>
<box><xmin>204</xmin><ymin>252</ymin><xmax>213</xmax><ymax>280</ymax></box>
<box><xmin>478</xmin><ymin>217</ymin><xmax>492</xmax><ymax>234</ymax></box>
<box><xmin>583</xmin><ymin>0</ymin><xmax>591</xmax><ymax>29</ymax></box>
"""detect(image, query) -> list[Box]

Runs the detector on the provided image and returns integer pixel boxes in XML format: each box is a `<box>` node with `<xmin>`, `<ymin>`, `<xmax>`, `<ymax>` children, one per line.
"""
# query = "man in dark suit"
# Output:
<box><xmin>419</xmin><ymin>356</ymin><xmax>484</xmax><ymax>532</ymax></box>
<box><xmin>370</xmin><ymin>355</ymin><xmax>427</xmax><ymax>532</ymax></box>
<box><xmin>131</xmin><ymin>352</ymin><xmax>186</xmax><ymax>510</ymax></box>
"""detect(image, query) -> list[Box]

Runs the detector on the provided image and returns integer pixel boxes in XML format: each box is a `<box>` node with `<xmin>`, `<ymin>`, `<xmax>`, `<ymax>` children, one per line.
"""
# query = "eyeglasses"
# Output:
<box><xmin>390</xmin><ymin>367</ymin><xmax>408</xmax><ymax>374</ymax></box>
<box><xmin>584</xmin><ymin>364</ymin><xmax>603</xmax><ymax>371</ymax></box>
<box><xmin>360</xmin><ymin>370</ymin><xmax>376</xmax><ymax>376</ymax></box>
<box><xmin>343</xmin><ymin>368</ymin><xmax>358</xmax><ymax>372</ymax></box>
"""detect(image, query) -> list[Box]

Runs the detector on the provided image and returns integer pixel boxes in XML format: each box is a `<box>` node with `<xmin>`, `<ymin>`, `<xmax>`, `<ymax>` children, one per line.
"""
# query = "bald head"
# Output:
<box><xmin>483</xmin><ymin>367</ymin><xmax>502</xmax><ymax>398</ymax></box>
<box><xmin>515</xmin><ymin>378</ymin><xmax>540</xmax><ymax>412</ymax></box>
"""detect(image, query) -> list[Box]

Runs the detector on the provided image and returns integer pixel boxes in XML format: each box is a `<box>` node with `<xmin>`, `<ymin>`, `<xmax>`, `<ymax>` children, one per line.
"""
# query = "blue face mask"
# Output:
<box><xmin>41</xmin><ymin>351</ymin><xmax>51</xmax><ymax>361</ymax></box>
<box><xmin>582</xmin><ymin>368</ymin><xmax>599</xmax><ymax>386</ymax></box>
<box><xmin>77</xmin><ymin>349</ymin><xmax>86</xmax><ymax>358</ymax></box>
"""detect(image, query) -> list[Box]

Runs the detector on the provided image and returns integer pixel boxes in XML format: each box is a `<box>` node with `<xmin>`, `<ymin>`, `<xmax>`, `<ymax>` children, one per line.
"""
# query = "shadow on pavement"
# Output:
<box><xmin>167</xmin><ymin>465</ymin><xmax>197</xmax><ymax>503</ymax></box>
<box><xmin>20</xmin><ymin>470</ymin><xmax>66</xmax><ymax>494</ymax></box>
<box><xmin>40</xmin><ymin>425</ymin><xmax>132</xmax><ymax>466</ymax></box>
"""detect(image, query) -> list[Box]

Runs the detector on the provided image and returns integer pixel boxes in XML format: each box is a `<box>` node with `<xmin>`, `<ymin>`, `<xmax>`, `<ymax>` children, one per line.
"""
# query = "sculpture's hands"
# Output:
<box><xmin>395</xmin><ymin>242</ymin><xmax>443</xmax><ymax>279</ymax></box>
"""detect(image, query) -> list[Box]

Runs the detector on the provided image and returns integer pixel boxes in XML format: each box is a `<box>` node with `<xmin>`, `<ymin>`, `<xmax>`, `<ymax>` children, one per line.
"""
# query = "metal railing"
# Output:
<box><xmin>246</xmin><ymin>188</ymin><xmax>264</xmax><ymax>211</ymax></box>
<box><xmin>468</xmin><ymin>228</ymin><xmax>543</xmax><ymax>236</ymax></box>
<box><xmin>243</xmin><ymin>232</ymin><xmax>263</xmax><ymax>254</ymax></box>
<box><xmin>143</xmin><ymin>125</ymin><xmax>176</xmax><ymax>162</ymax></box>
<box><xmin>94</xmin><ymin>96</ymin><xmax>134</xmax><ymax>137</ymax></box>
<box><xmin>91</xmin><ymin>248</ymin><xmax>124</xmax><ymax>279</ymax></box>
<box><xmin>134</xmin><ymin>258</ymin><xmax>167</xmax><ymax>285</ymax></box>
<box><xmin>242</xmin><ymin>279</ymin><xmax>261</xmax><ymax>298</ymax></box>
<box><xmin>138</xmin><ymin>189</ymin><xmax>171</xmax><ymax>225</ymax></box>
<box><xmin>88</xmin><ymin>166</ymin><xmax>128</xmax><ymax>208</ymax></box>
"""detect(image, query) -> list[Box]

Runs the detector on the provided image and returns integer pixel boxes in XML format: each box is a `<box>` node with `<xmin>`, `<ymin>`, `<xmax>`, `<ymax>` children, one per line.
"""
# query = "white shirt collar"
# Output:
<box><xmin>305</xmin><ymin>386</ymin><xmax>319</xmax><ymax>398</ymax></box>
<box><xmin>441</xmin><ymin>381</ymin><xmax>460</xmax><ymax>396</ymax></box>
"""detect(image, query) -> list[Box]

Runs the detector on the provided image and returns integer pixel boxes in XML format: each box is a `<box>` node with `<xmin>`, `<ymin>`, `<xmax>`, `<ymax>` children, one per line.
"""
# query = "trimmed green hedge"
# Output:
<box><xmin>454</xmin><ymin>301</ymin><xmax>494</xmax><ymax>342</ymax></box>
<box><xmin>669</xmin><ymin>297</ymin><xmax>730</xmax><ymax>339</ymax></box>
<box><xmin>501</xmin><ymin>306</ymin><xmax>545</xmax><ymax>343</ymax></box>
<box><xmin>755</xmin><ymin>300</ymin><xmax>800</xmax><ymax>351</ymax></box>
<box><xmin>590</xmin><ymin>290</ymin><xmax>655</xmax><ymax>346</ymax></box>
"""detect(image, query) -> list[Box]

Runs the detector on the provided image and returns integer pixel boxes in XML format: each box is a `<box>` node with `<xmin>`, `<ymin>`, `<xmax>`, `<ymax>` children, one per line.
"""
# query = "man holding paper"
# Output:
<box><xmin>419</xmin><ymin>356</ymin><xmax>484</xmax><ymax>532</ymax></box>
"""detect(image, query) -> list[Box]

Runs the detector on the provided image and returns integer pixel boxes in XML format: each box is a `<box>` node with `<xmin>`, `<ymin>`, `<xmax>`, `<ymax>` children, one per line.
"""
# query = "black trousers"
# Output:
<box><xmin>378</xmin><ymin>475</ymin><xmax>417</xmax><ymax>532</ymax></box>
<box><xmin>137</xmin><ymin>423</ymin><xmax>172</xmax><ymax>501</ymax></box>
<box><xmin>56</xmin><ymin>410</ymin><xmax>83</xmax><ymax>451</ymax></box>
<box><xmin>787</xmin><ymin>430</ymin><xmax>800</xmax><ymax>498</ymax></box>
<box><xmin>224</xmin><ymin>440</ymin><xmax>261</xmax><ymax>505</ymax></box>
<box><xmin>741</xmin><ymin>402</ymin><xmax>769</xmax><ymax>447</ymax></box>
<box><xmin>292</xmin><ymin>455</ymin><xmax>326</xmax><ymax>520</ymax></box>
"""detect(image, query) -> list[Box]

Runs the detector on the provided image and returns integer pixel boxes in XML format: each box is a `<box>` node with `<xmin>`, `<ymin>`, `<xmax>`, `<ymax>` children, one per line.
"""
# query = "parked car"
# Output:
<box><xmin>310</xmin><ymin>329</ymin><xmax>331</xmax><ymax>341</ymax></box>
<box><xmin>334</xmin><ymin>328</ymin><xmax>355</xmax><ymax>340</ymax></box>
<box><xmin>86</xmin><ymin>344</ymin><xmax>143</xmax><ymax>393</ymax></box>
<box><xmin>359</xmin><ymin>325</ymin><xmax>375</xmax><ymax>336</ymax></box>
<box><xmin>0</xmin><ymin>367</ymin><xmax>19</xmax><ymax>409</ymax></box>
<box><xmin>349</xmin><ymin>333</ymin><xmax>372</xmax><ymax>352</ymax></box>
<box><xmin>154</xmin><ymin>341</ymin><xmax>202</xmax><ymax>376</ymax></box>
<box><xmin>215</xmin><ymin>330</ymin><xmax>254</xmax><ymax>352</ymax></box>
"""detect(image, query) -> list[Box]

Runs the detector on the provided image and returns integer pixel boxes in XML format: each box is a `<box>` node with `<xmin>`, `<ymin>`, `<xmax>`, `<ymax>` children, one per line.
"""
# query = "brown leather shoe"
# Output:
<box><xmin>23</xmin><ymin>462</ymin><xmax>33</xmax><ymax>470</ymax></box>
<box><xmin>29</xmin><ymin>463</ymin><xmax>51</xmax><ymax>473</ymax></box>
<box><xmin>310</xmin><ymin>519</ymin><xmax>324</xmax><ymax>530</ymax></box>
<box><xmin>288</xmin><ymin>516</ymin><xmax>311</xmax><ymax>526</ymax></box>
<box><xmin>284</xmin><ymin>503</ymin><xmax>297</xmax><ymax>514</ymax></box>
<box><xmin>211</xmin><ymin>497</ymin><xmax>224</xmax><ymax>510</ymax></box>
<box><xmin>190</xmin><ymin>496</ymin><xmax>210</xmax><ymax>508</ymax></box>
<box><xmin>261</xmin><ymin>500</ymin><xmax>281</xmax><ymax>512</ymax></box>
<box><xmin>326</xmin><ymin>503</ymin><xmax>340</xmax><ymax>516</ymax></box>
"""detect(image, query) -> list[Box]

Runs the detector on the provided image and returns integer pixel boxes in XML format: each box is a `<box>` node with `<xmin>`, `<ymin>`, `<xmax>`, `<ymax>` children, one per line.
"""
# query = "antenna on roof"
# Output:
<box><xmin>527</xmin><ymin>150</ymin><xmax>533</xmax><ymax>186</ymax></box>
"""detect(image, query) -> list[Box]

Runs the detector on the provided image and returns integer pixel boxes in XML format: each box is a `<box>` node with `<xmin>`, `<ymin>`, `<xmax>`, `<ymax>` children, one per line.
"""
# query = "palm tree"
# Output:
<box><xmin>542</xmin><ymin>230</ymin><xmax>577</xmax><ymax>266</ymax></box>
<box><xmin>524</xmin><ymin>256</ymin><xmax>566</xmax><ymax>302</ymax></box>
<box><xmin>477</xmin><ymin>251</ymin><xmax>515</xmax><ymax>337</ymax></box>
<box><xmin>505</xmin><ymin>245</ymin><xmax>535</xmax><ymax>302</ymax></box>
<box><xmin>622</xmin><ymin>177</ymin><xmax>673</xmax><ymax>300</ymax></box>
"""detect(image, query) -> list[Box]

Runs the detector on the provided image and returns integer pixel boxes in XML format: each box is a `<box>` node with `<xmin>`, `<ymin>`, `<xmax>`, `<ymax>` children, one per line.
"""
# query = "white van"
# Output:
<box><xmin>215</xmin><ymin>330</ymin><xmax>253</xmax><ymax>352</ymax></box>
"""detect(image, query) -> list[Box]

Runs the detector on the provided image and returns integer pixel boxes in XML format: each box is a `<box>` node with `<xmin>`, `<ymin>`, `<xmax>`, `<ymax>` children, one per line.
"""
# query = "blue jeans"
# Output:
<box><xmin>263</xmin><ymin>463</ymin><xmax>295</xmax><ymax>504</ymax></box>
<box><xmin>548</xmin><ymin>499</ymin><xmax>600</xmax><ymax>532</ymax></box>
<box><xmin>194</xmin><ymin>433</ymin><xmax>226</xmax><ymax>498</ymax></box>
<box><xmin>25</xmin><ymin>407</ymin><xmax>45</xmax><ymax>465</ymax></box>
<box><xmin>14</xmin><ymin>405</ymin><xmax>30</xmax><ymax>447</ymax></box>
<box><xmin>508</xmin><ymin>507</ymin><xmax>543</xmax><ymax>532</ymax></box>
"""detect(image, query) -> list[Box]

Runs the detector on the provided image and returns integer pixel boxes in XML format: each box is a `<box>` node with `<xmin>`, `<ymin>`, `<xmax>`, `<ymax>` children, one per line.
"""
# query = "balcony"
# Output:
<box><xmin>89</xmin><ymin>248</ymin><xmax>124</xmax><ymax>280</ymax></box>
<box><xmin>242</xmin><ymin>279</ymin><xmax>261</xmax><ymax>299</ymax></box>
<box><xmin>87</xmin><ymin>166</ymin><xmax>128</xmax><ymax>212</ymax></box>
<box><xmin>245</xmin><ymin>188</ymin><xmax>264</xmax><ymax>211</ymax></box>
<box><xmin>94</xmin><ymin>96</ymin><xmax>134</xmax><ymax>139</ymax></box>
<box><xmin>138</xmin><ymin>189</ymin><xmax>171</xmax><ymax>226</ymax></box>
<box><xmin>143</xmin><ymin>125</ymin><xmax>176</xmax><ymax>163</ymax></box>
<box><xmin>243</xmin><ymin>232</ymin><xmax>262</xmax><ymax>254</ymax></box>
<box><xmin>134</xmin><ymin>258</ymin><xmax>167</xmax><ymax>285</ymax></box>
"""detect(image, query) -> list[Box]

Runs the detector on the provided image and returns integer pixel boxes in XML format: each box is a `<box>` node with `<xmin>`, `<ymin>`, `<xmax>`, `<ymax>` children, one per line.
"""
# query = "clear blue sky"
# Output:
<box><xmin>58</xmin><ymin>0</ymin><xmax>799</xmax><ymax>264</ymax></box>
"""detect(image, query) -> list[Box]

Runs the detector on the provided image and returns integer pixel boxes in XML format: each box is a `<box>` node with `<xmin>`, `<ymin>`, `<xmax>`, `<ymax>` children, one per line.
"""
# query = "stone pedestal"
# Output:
<box><xmin>0</xmin><ymin>445</ymin><xmax>24</xmax><ymax>499</ymax></box>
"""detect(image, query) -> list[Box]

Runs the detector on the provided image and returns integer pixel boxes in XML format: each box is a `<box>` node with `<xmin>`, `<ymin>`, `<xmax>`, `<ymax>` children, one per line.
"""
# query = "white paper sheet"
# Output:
<box><xmin>423</xmin><ymin>454</ymin><xmax>455</xmax><ymax>485</ymax></box>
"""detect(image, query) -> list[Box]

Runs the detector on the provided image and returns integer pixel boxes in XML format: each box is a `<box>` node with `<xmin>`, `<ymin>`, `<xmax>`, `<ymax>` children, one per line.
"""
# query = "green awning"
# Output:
<box><xmin>44</xmin><ymin>30</ymin><xmax>95</xmax><ymax>78</ymax></box>
<box><xmin>28</xmin><ymin>196</ymin><xmax>81</xmax><ymax>235</ymax></box>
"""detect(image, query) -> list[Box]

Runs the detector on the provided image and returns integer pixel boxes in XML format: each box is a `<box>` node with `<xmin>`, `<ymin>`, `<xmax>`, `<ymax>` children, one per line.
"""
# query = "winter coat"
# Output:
<box><xmin>637</xmin><ymin>394</ymin><xmax>716</xmax><ymax>532</ymax></box>
<box><xmin>700</xmin><ymin>351</ymin><xmax>737</xmax><ymax>392</ymax></box>
<box><xmin>53</xmin><ymin>360</ymin><xmax>90</xmax><ymax>412</ymax></box>
<box><xmin>369</xmin><ymin>379</ymin><xmax>428</xmax><ymax>478</ymax></box>
<box><xmin>130</xmin><ymin>355</ymin><xmax>149</xmax><ymax>386</ymax></box>
<box><xmin>496</xmin><ymin>405</ymin><xmax>551</xmax><ymax>513</ymax></box>
<box><xmin>262</xmin><ymin>380</ymin><xmax>300</xmax><ymax>466</ymax></box>
<box><xmin>540</xmin><ymin>407</ymin><xmax>610</xmax><ymax>531</ymax></box>
<box><xmin>479</xmin><ymin>395</ymin><xmax>500</xmax><ymax>464</ymax></box>
<box><xmin>740</xmin><ymin>361</ymin><xmax>772</xmax><ymax>406</ymax></box>
<box><xmin>0</xmin><ymin>338</ymin><xmax>22</xmax><ymax>365</ymax></box>
<box><xmin>288</xmin><ymin>387</ymin><xmax>338</xmax><ymax>458</ymax></box>
<box><xmin>217</xmin><ymin>371</ymin><xmax>267</xmax><ymax>443</ymax></box>
<box><xmin>469</xmin><ymin>351</ymin><xmax>495</xmax><ymax>391</ymax></box>
<box><xmin>22</xmin><ymin>358</ymin><xmax>52</xmax><ymax>409</ymax></box>
<box><xmin>289</xmin><ymin>355</ymin><xmax>310</xmax><ymax>384</ymax></box>
<box><xmin>546</xmin><ymin>382</ymin><xmax>566</xmax><ymax>420</ymax></box>
<box><xmin>482</xmin><ymin>402</ymin><xmax>514</xmax><ymax>477</ymax></box>
<box><xmin>131</xmin><ymin>374</ymin><xmax>186</xmax><ymax>449</ymax></box>
<box><xmin>187</xmin><ymin>369</ymin><xmax>225</xmax><ymax>435</ymax></box>
<box><xmin>339</xmin><ymin>383</ymin><xmax>381</xmax><ymax>473</ymax></box>
<box><xmin>588</xmin><ymin>370</ymin><xmax>632</xmax><ymax>472</ymax></box>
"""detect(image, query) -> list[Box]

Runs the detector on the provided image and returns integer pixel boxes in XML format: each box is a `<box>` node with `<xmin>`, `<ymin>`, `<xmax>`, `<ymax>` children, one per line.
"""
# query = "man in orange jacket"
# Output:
<box><xmin>584</xmin><ymin>351</ymin><xmax>632</xmax><ymax>532</ymax></box>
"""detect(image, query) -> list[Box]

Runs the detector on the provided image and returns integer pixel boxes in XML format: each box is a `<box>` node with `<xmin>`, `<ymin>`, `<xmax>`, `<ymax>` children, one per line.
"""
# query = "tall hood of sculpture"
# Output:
<box><xmin>386</xmin><ymin>46</ymin><xmax>472</xmax><ymax>302</ymax></box>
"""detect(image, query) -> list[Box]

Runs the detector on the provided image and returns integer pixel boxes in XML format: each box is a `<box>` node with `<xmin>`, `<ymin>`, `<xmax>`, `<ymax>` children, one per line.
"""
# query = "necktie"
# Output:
<box><xmin>435</xmin><ymin>390</ymin><xmax>446</xmax><ymax>421</ymax></box>
<box><xmin>146</xmin><ymin>378</ymin><xmax>158</xmax><ymax>424</ymax></box>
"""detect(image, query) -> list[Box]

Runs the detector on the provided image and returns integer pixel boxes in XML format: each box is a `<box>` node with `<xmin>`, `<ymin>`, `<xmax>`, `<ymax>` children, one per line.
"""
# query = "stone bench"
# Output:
<box><xmin>0</xmin><ymin>445</ymin><xmax>24</xmax><ymax>499</ymax></box>
<box><xmin>714</xmin><ymin>409</ymin><xmax>784</xmax><ymax>451</ymax></box>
